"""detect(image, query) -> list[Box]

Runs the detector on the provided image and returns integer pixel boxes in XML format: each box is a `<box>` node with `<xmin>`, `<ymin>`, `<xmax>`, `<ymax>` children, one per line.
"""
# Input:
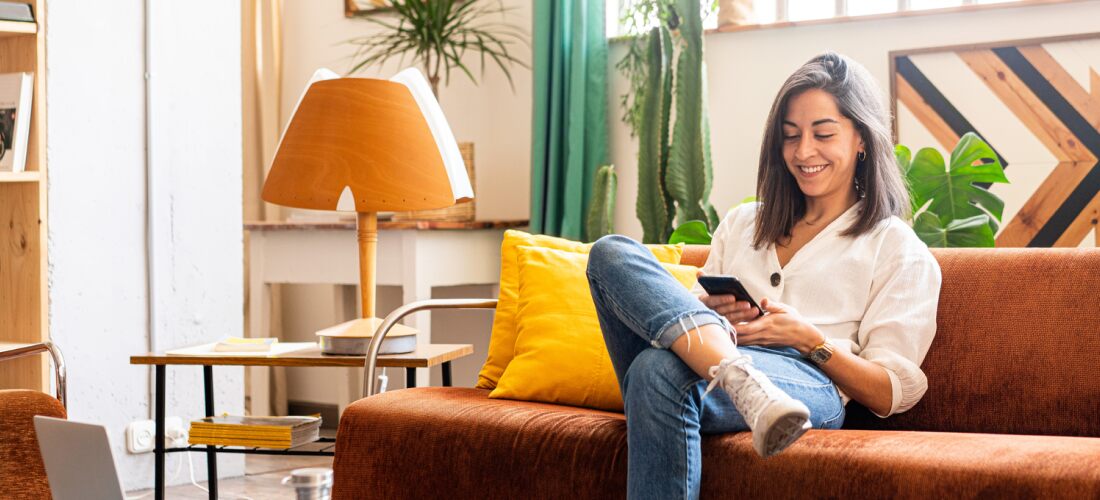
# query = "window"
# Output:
<box><xmin>609</xmin><ymin>0</ymin><xmax>1052</xmax><ymax>37</ymax></box>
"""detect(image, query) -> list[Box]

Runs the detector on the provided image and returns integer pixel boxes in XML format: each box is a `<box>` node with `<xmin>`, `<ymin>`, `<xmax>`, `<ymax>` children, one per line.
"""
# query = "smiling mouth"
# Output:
<box><xmin>798</xmin><ymin>164</ymin><xmax>828</xmax><ymax>174</ymax></box>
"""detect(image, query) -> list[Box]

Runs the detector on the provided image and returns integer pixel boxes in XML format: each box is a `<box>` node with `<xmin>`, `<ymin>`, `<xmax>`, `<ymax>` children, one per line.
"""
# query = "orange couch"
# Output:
<box><xmin>333</xmin><ymin>247</ymin><xmax>1100</xmax><ymax>499</ymax></box>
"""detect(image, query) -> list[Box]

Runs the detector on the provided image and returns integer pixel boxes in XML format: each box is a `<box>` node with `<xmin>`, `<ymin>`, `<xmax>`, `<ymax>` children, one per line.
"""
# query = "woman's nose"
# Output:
<box><xmin>794</xmin><ymin>135</ymin><xmax>816</xmax><ymax>160</ymax></box>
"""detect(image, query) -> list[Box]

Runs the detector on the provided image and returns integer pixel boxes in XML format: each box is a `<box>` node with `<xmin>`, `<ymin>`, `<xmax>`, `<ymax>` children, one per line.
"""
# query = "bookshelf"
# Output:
<box><xmin>0</xmin><ymin>1</ymin><xmax>48</xmax><ymax>392</ymax></box>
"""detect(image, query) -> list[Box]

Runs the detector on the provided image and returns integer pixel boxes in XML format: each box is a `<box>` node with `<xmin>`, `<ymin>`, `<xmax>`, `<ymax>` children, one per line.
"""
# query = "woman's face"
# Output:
<box><xmin>781</xmin><ymin>88</ymin><xmax>864</xmax><ymax>203</ymax></box>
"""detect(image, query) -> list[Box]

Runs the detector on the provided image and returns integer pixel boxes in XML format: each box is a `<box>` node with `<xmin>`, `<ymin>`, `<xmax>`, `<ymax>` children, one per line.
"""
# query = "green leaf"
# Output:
<box><xmin>669</xmin><ymin>220</ymin><xmax>712</xmax><ymax>245</ymax></box>
<box><xmin>913</xmin><ymin>212</ymin><xmax>995</xmax><ymax>248</ymax></box>
<box><xmin>585</xmin><ymin>165</ymin><xmax>618</xmax><ymax>242</ymax></box>
<box><xmin>906</xmin><ymin>132</ymin><xmax>1008</xmax><ymax>228</ymax></box>
<box><xmin>895</xmin><ymin>144</ymin><xmax>912</xmax><ymax>176</ymax></box>
<box><xmin>636</xmin><ymin>26</ymin><xmax>673</xmax><ymax>244</ymax></box>
<box><xmin>345</xmin><ymin>0</ymin><xmax>528</xmax><ymax>93</ymax></box>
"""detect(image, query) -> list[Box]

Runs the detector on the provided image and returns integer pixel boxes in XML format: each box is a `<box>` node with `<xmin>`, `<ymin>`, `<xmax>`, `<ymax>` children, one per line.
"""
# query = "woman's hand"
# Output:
<box><xmin>699</xmin><ymin>293</ymin><xmax>762</xmax><ymax>324</ymax></box>
<box><xmin>733</xmin><ymin>298</ymin><xmax>824</xmax><ymax>355</ymax></box>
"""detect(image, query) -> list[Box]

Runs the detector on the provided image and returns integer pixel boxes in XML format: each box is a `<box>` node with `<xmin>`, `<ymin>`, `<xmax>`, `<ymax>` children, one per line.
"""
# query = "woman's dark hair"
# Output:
<box><xmin>753</xmin><ymin>52</ymin><xmax>909</xmax><ymax>249</ymax></box>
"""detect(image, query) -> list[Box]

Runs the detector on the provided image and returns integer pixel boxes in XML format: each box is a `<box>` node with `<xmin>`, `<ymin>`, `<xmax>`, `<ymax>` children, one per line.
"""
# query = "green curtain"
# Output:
<box><xmin>530</xmin><ymin>0</ymin><xmax>608</xmax><ymax>240</ymax></box>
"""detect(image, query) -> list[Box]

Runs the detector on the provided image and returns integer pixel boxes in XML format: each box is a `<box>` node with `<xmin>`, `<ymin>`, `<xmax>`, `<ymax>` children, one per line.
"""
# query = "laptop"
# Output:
<box><xmin>33</xmin><ymin>416</ymin><xmax>125</xmax><ymax>500</ymax></box>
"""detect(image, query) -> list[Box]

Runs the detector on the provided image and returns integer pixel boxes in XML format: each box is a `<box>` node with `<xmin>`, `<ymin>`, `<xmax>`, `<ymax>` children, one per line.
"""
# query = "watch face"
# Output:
<box><xmin>810</xmin><ymin>348</ymin><xmax>831</xmax><ymax>364</ymax></box>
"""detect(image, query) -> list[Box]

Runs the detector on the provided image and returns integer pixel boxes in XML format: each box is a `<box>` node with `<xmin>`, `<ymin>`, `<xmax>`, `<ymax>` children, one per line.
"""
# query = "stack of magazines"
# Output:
<box><xmin>188</xmin><ymin>415</ymin><xmax>321</xmax><ymax>449</ymax></box>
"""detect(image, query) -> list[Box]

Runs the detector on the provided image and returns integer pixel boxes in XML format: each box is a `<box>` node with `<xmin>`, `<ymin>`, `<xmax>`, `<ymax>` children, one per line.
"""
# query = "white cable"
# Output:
<box><xmin>186</xmin><ymin>452</ymin><xmax>255</xmax><ymax>500</ymax></box>
<box><xmin>378</xmin><ymin>368</ymin><xmax>389</xmax><ymax>394</ymax></box>
<box><xmin>125</xmin><ymin>453</ymin><xmax>184</xmax><ymax>499</ymax></box>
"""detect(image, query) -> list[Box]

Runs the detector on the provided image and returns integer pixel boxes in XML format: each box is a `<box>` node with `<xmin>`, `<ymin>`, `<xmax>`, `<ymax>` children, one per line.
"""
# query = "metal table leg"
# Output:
<box><xmin>442</xmin><ymin>361</ymin><xmax>452</xmax><ymax>387</ymax></box>
<box><xmin>406</xmin><ymin>367</ymin><xmax>416</xmax><ymax>388</ymax></box>
<box><xmin>203</xmin><ymin>365</ymin><xmax>217</xmax><ymax>500</ymax></box>
<box><xmin>155</xmin><ymin>365</ymin><xmax>165</xmax><ymax>500</ymax></box>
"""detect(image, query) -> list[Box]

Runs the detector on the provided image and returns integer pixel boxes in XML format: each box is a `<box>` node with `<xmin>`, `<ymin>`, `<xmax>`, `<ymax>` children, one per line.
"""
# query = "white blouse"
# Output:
<box><xmin>692</xmin><ymin>201</ymin><xmax>942</xmax><ymax>417</ymax></box>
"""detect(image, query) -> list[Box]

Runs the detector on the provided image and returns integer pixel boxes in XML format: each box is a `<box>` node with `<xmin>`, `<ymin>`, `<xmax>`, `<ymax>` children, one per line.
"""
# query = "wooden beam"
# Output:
<box><xmin>895</xmin><ymin>74</ymin><xmax>960</xmax><ymax>151</ymax></box>
<box><xmin>996</xmin><ymin>160</ymin><xmax>1095</xmax><ymax>247</ymax></box>
<box><xmin>1018</xmin><ymin>46</ymin><xmax>1100</xmax><ymax>131</ymax></box>
<box><xmin>958</xmin><ymin>49</ymin><xmax>1094</xmax><ymax>163</ymax></box>
<box><xmin>1052</xmin><ymin>188</ymin><xmax>1100</xmax><ymax>247</ymax></box>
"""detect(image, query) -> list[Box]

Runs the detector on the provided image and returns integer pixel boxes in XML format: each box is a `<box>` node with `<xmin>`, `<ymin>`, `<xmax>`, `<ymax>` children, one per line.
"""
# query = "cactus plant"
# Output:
<box><xmin>665</xmin><ymin>0</ymin><xmax>720</xmax><ymax>231</ymax></box>
<box><xmin>636</xmin><ymin>26</ymin><xmax>675</xmax><ymax>244</ymax></box>
<box><xmin>585</xmin><ymin>165</ymin><xmax>619</xmax><ymax>242</ymax></box>
<box><xmin>625</xmin><ymin>0</ymin><xmax>719</xmax><ymax>244</ymax></box>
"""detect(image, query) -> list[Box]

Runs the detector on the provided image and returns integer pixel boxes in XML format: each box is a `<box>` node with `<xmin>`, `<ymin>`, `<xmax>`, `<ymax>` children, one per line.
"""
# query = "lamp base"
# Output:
<box><xmin>316</xmin><ymin>318</ymin><xmax>418</xmax><ymax>355</ymax></box>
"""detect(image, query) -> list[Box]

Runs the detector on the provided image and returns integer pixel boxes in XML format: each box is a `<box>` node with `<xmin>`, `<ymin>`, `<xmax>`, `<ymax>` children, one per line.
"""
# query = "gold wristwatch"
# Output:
<box><xmin>807</xmin><ymin>339</ymin><xmax>835</xmax><ymax>366</ymax></box>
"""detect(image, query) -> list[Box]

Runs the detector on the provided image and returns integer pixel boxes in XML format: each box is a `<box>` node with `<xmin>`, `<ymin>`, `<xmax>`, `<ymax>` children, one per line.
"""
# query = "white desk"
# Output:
<box><xmin>245</xmin><ymin>219</ymin><xmax>526</xmax><ymax>413</ymax></box>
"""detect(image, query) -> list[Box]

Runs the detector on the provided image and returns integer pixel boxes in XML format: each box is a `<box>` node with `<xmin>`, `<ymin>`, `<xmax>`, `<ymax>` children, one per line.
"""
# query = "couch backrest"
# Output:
<box><xmin>681</xmin><ymin>245</ymin><xmax>1100</xmax><ymax>437</ymax></box>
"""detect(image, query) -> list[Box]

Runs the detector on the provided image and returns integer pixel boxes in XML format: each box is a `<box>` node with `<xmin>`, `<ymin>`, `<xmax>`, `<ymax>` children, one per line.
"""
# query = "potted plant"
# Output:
<box><xmin>347</xmin><ymin>0</ymin><xmax>528</xmax><ymax>98</ymax></box>
<box><xmin>594</xmin><ymin>0</ymin><xmax>719</xmax><ymax>244</ymax></box>
<box><xmin>346</xmin><ymin>0</ymin><xmax>529</xmax><ymax>220</ymax></box>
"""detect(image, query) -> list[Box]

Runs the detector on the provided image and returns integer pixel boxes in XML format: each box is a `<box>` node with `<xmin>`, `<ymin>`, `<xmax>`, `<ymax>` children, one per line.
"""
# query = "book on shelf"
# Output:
<box><xmin>0</xmin><ymin>1</ymin><xmax>34</xmax><ymax>23</ymax></box>
<box><xmin>0</xmin><ymin>72</ymin><xmax>33</xmax><ymax>172</ymax></box>
<box><xmin>188</xmin><ymin>414</ymin><xmax>321</xmax><ymax>449</ymax></box>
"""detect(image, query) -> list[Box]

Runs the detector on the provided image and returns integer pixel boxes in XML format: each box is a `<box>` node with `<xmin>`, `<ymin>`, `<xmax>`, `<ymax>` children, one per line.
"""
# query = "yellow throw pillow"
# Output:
<box><xmin>476</xmin><ymin>230</ymin><xmax>684</xmax><ymax>390</ymax></box>
<box><xmin>488</xmin><ymin>245</ymin><xmax>698</xmax><ymax>412</ymax></box>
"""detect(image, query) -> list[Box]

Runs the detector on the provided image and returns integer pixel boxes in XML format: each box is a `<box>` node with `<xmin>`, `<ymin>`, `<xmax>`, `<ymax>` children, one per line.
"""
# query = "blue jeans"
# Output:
<box><xmin>586</xmin><ymin>235</ymin><xmax>845</xmax><ymax>500</ymax></box>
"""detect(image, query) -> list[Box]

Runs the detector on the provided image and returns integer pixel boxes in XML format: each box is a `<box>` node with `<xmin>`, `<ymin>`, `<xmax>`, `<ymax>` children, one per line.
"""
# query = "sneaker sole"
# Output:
<box><xmin>762</xmin><ymin>413</ymin><xmax>811</xmax><ymax>458</ymax></box>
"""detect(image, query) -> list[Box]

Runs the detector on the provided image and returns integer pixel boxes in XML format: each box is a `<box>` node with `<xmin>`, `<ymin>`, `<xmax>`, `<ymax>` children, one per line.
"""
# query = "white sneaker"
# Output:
<box><xmin>704</xmin><ymin>356</ymin><xmax>811</xmax><ymax>457</ymax></box>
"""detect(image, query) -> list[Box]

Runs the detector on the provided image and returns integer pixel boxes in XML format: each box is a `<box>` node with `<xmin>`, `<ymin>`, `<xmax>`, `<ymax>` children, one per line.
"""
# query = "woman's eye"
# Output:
<box><xmin>783</xmin><ymin>135</ymin><xmax>799</xmax><ymax>141</ymax></box>
<box><xmin>815</xmin><ymin>134</ymin><xmax>835</xmax><ymax>139</ymax></box>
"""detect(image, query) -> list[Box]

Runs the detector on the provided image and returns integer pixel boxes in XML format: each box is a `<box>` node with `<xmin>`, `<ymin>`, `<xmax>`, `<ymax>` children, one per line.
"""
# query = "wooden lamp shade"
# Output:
<box><xmin>262</xmin><ymin>75</ymin><xmax>471</xmax><ymax>338</ymax></box>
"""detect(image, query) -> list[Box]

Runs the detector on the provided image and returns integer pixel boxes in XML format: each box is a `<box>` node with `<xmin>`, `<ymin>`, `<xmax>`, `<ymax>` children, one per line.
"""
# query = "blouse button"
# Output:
<box><xmin>770</xmin><ymin>272</ymin><xmax>781</xmax><ymax>287</ymax></box>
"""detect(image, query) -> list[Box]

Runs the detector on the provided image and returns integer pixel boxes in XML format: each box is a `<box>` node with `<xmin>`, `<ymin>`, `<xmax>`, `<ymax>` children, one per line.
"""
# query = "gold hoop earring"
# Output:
<box><xmin>857</xmin><ymin>150</ymin><xmax>866</xmax><ymax>162</ymax></box>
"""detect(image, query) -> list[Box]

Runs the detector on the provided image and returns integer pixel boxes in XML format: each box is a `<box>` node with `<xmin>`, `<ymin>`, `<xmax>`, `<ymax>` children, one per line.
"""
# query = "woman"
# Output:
<box><xmin>586</xmin><ymin>52</ymin><xmax>941</xmax><ymax>499</ymax></box>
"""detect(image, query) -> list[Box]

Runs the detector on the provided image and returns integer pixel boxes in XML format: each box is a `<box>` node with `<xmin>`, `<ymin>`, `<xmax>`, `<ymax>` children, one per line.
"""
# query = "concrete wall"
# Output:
<box><xmin>47</xmin><ymin>0</ymin><xmax>243</xmax><ymax>489</ymax></box>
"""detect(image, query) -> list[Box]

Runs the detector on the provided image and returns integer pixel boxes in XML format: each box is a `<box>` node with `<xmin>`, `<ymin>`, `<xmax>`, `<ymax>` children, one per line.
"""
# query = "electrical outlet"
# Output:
<box><xmin>126</xmin><ymin>417</ymin><xmax>188</xmax><ymax>453</ymax></box>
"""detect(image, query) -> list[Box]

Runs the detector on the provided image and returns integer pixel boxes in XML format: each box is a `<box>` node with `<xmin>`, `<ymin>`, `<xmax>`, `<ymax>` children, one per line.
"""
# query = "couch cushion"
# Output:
<box><xmin>476</xmin><ymin>230</ymin><xmax>684</xmax><ymax>390</ymax></box>
<box><xmin>489</xmin><ymin>246</ymin><xmax>698</xmax><ymax>412</ymax></box>
<box><xmin>844</xmin><ymin>248</ymin><xmax>1100</xmax><ymax>437</ymax></box>
<box><xmin>686</xmin><ymin>245</ymin><xmax>1100</xmax><ymax>437</ymax></box>
<box><xmin>334</xmin><ymin>388</ymin><xmax>627</xmax><ymax>499</ymax></box>
<box><xmin>335</xmin><ymin>388</ymin><xmax>1100</xmax><ymax>499</ymax></box>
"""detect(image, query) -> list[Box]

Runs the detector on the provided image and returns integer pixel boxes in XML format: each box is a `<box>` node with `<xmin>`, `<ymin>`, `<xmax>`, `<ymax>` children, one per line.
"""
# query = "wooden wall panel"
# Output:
<box><xmin>893</xmin><ymin>33</ymin><xmax>1100</xmax><ymax>248</ymax></box>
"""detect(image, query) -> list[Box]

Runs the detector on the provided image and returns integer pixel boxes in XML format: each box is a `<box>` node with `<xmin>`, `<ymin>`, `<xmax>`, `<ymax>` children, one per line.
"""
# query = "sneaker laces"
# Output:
<box><xmin>676</xmin><ymin>315</ymin><xmax>704</xmax><ymax>352</ymax></box>
<box><xmin>702</xmin><ymin>356</ymin><xmax>777</xmax><ymax>427</ymax></box>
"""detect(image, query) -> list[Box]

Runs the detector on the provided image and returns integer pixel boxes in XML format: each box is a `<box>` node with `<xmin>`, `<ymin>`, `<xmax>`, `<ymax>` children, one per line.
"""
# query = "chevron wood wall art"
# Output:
<box><xmin>891</xmin><ymin>33</ymin><xmax>1100</xmax><ymax>248</ymax></box>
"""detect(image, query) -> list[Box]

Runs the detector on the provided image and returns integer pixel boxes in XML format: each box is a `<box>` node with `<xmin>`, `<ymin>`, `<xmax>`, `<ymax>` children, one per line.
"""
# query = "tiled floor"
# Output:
<box><xmin>126</xmin><ymin>451</ymin><xmax>333</xmax><ymax>499</ymax></box>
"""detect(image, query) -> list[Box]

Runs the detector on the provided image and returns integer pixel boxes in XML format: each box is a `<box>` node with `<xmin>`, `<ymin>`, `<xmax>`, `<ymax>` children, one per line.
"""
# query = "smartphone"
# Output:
<box><xmin>697</xmin><ymin>275</ymin><xmax>765</xmax><ymax>316</ymax></box>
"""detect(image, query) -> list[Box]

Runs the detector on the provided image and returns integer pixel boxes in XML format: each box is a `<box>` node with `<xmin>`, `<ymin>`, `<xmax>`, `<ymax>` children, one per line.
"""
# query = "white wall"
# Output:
<box><xmin>610</xmin><ymin>0</ymin><xmax>1100</xmax><ymax>242</ymax></box>
<box><xmin>48</xmin><ymin>0</ymin><xmax>243</xmax><ymax>489</ymax></box>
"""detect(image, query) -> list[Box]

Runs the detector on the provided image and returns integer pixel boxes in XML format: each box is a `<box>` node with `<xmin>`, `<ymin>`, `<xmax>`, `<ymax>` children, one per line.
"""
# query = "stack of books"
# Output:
<box><xmin>188</xmin><ymin>415</ymin><xmax>322</xmax><ymax>449</ymax></box>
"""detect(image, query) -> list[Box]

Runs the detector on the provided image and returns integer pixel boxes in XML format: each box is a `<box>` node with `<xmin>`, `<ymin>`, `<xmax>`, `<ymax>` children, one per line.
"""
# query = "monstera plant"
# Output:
<box><xmin>896</xmin><ymin>132</ymin><xmax>1009</xmax><ymax>248</ymax></box>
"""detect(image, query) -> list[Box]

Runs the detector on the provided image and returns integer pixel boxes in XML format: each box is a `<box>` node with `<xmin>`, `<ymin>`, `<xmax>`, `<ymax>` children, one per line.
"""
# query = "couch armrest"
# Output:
<box><xmin>0</xmin><ymin>342</ymin><xmax>67</xmax><ymax>409</ymax></box>
<box><xmin>363</xmin><ymin>298</ymin><xmax>497</xmax><ymax>397</ymax></box>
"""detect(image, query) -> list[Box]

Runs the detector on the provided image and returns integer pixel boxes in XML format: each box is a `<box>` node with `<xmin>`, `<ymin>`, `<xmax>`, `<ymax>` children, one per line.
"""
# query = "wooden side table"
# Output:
<box><xmin>130</xmin><ymin>343</ymin><xmax>472</xmax><ymax>500</ymax></box>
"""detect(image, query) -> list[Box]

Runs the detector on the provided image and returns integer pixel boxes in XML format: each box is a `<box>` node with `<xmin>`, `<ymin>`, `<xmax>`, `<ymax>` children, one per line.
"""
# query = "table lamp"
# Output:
<box><xmin>262</xmin><ymin>68</ymin><xmax>473</xmax><ymax>352</ymax></box>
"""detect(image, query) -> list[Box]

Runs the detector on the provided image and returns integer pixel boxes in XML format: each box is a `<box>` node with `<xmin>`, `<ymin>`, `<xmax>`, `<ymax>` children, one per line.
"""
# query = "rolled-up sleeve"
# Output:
<box><xmin>856</xmin><ymin>236</ymin><xmax>941</xmax><ymax>417</ymax></box>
